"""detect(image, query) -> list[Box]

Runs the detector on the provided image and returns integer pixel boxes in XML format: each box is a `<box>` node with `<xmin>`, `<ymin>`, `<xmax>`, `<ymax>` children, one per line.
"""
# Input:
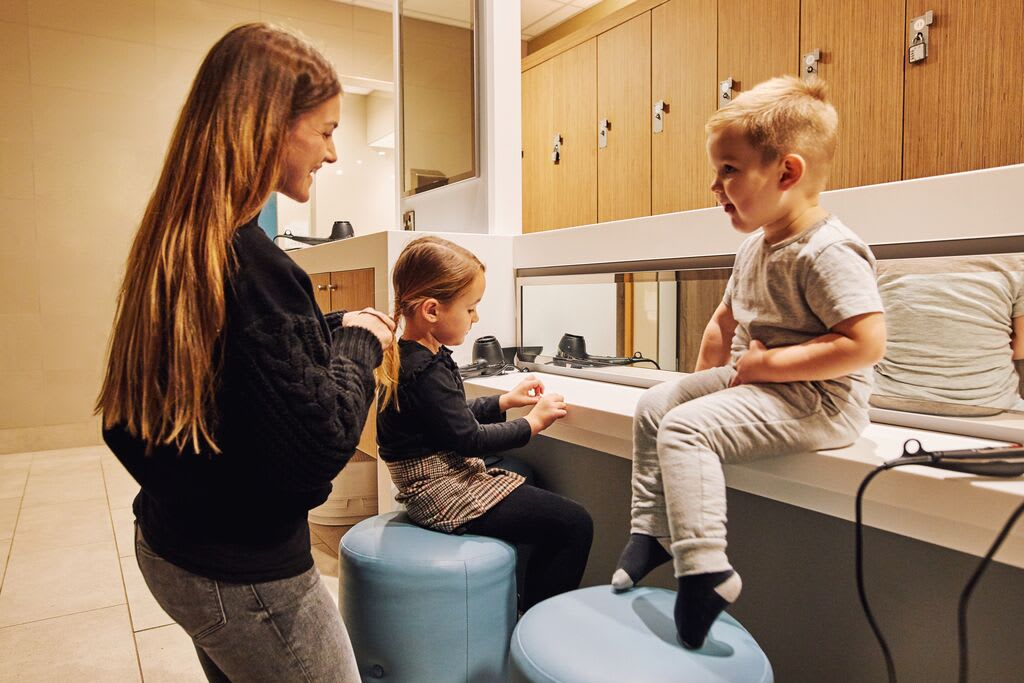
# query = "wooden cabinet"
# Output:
<box><xmin>903</xmin><ymin>0</ymin><xmax>1024</xmax><ymax>180</ymax></box>
<box><xmin>801</xmin><ymin>0</ymin><xmax>905</xmax><ymax>190</ymax></box>
<box><xmin>522</xmin><ymin>39</ymin><xmax>597</xmax><ymax>233</ymax></box>
<box><xmin>597</xmin><ymin>13</ymin><xmax>651</xmax><ymax>221</ymax></box>
<box><xmin>717</xmin><ymin>0</ymin><xmax>799</xmax><ymax>99</ymax></box>
<box><xmin>651</xmin><ymin>0</ymin><xmax>718</xmax><ymax>214</ymax></box>
<box><xmin>676</xmin><ymin>269</ymin><xmax>730</xmax><ymax>373</ymax></box>
<box><xmin>310</xmin><ymin>268</ymin><xmax>375</xmax><ymax>314</ymax></box>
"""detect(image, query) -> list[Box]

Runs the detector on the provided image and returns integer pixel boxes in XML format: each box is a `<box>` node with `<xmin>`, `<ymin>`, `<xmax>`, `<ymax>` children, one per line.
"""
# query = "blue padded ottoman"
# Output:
<box><xmin>510</xmin><ymin>586</ymin><xmax>773</xmax><ymax>683</ymax></box>
<box><xmin>339</xmin><ymin>511</ymin><xmax>517</xmax><ymax>682</ymax></box>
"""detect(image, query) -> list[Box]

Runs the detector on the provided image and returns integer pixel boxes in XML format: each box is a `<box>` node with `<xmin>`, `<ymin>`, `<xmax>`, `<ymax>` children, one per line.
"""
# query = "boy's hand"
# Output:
<box><xmin>499</xmin><ymin>375</ymin><xmax>544</xmax><ymax>411</ymax></box>
<box><xmin>524</xmin><ymin>393</ymin><xmax>567</xmax><ymax>435</ymax></box>
<box><xmin>731</xmin><ymin>339</ymin><xmax>768</xmax><ymax>386</ymax></box>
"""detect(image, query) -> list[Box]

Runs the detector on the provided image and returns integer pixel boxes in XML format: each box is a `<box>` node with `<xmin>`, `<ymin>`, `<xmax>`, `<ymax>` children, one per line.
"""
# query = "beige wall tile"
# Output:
<box><xmin>0</xmin><ymin>82</ymin><xmax>32</xmax><ymax>141</ymax></box>
<box><xmin>0</xmin><ymin>420</ymin><xmax>102</xmax><ymax>455</ymax></box>
<box><xmin>0</xmin><ymin>0</ymin><xmax>27</xmax><ymax>24</ymax></box>
<box><xmin>0</xmin><ymin>605</ymin><xmax>141</xmax><ymax>682</ymax></box>
<box><xmin>262</xmin><ymin>13</ymin><xmax>351</xmax><ymax>62</ymax></box>
<box><xmin>38</xmin><ymin>251</ymin><xmax>121</xmax><ymax>317</ymax></box>
<box><xmin>135</xmin><ymin>623</ymin><xmax>206</xmax><ymax>683</ymax></box>
<box><xmin>39</xmin><ymin>314</ymin><xmax>111</xmax><ymax>374</ymax></box>
<box><xmin>0</xmin><ymin>539</ymin><xmax>8</xmax><ymax>585</ymax></box>
<box><xmin>10</xmin><ymin>498</ymin><xmax>111</xmax><ymax>551</ymax></box>
<box><xmin>261</xmin><ymin>0</ymin><xmax>353</xmax><ymax>28</ymax></box>
<box><xmin>110</xmin><ymin>506</ymin><xmax>135</xmax><ymax>557</ymax></box>
<box><xmin>41</xmin><ymin>368</ymin><xmax>104</xmax><ymax>427</ymax></box>
<box><xmin>155</xmin><ymin>0</ymin><xmax>259</xmax><ymax>52</ymax></box>
<box><xmin>0</xmin><ymin>539</ymin><xmax>124</xmax><ymax>627</ymax></box>
<box><xmin>28</xmin><ymin>0</ymin><xmax>155</xmax><ymax>44</ymax></box>
<box><xmin>0</xmin><ymin>140</ymin><xmax>34</xmax><ymax>199</ymax></box>
<box><xmin>0</xmin><ymin>315</ymin><xmax>42</xmax><ymax>373</ymax></box>
<box><xmin>351</xmin><ymin>29</ymin><xmax>393</xmax><ymax>83</ymax></box>
<box><xmin>0</xmin><ymin>22</ymin><xmax>29</xmax><ymax>83</ymax></box>
<box><xmin>0</xmin><ymin>199</ymin><xmax>36</xmax><ymax>256</ymax></box>
<box><xmin>31</xmin><ymin>85</ymin><xmax>150</xmax><ymax>149</ymax></box>
<box><xmin>120</xmin><ymin>555</ymin><xmax>173</xmax><ymax>631</ymax></box>
<box><xmin>353</xmin><ymin>5</ymin><xmax>391</xmax><ymax>34</ymax></box>
<box><xmin>0</xmin><ymin>498</ymin><xmax>19</xmax><ymax>541</ymax></box>
<box><xmin>0</xmin><ymin>371</ymin><xmax>44</xmax><ymax>430</ymax></box>
<box><xmin>21</xmin><ymin>461</ymin><xmax>105</xmax><ymax>507</ymax></box>
<box><xmin>29</xmin><ymin>27</ymin><xmax>156</xmax><ymax>95</ymax></box>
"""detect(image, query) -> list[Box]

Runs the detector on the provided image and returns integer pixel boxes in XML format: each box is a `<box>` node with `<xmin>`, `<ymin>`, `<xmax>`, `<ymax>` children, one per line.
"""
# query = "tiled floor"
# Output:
<box><xmin>0</xmin><ymin>445</ymin><xmax>353</xmax><ymax>681</ymax></box>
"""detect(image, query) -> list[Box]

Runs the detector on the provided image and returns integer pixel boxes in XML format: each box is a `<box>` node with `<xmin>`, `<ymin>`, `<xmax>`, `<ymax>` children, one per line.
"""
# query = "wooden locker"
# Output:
<box><xmin>903</xmin><ymin>0</ymin><xmax>1024</xmax><ymax>179</ymax></box>
<box><xmin>676</xmin><ymin>268</ymin><xmax>730</xmax><ymax>373</ymax></box>
<box><xmin>550</xmin><ymin>39</ymin><xmax>598</xmax><ymax>231</ymax></box>
<box><xmin>718</xmin><ymin>0</ymin><xmax>799</xmax><ymax>98</ymax></box>
<box><xmin>801</xmin><ymin>0</ymin><xmax>905</xmax><ymax>190</ymax></box>
<box><xmin>651</xmin><ymin>0</ymin><xmax>718</xmax><ymax>214</ymax></box>
<box><xmin>597</xmin><ymin>13</ymin><xmax>652</xmax><ymax>222</ymax></box>
<box><xmin>522</xmin><ymin>62</ymin><xmax>554</xmax><ymax>233</ymax></box>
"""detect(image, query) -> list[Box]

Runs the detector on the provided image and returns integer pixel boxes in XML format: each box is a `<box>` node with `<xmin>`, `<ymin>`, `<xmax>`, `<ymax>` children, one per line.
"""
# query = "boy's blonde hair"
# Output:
<box><xmin>706</xmin><ymin>76</ymin><xmax>838</xmax><ymax>170</ymax></box>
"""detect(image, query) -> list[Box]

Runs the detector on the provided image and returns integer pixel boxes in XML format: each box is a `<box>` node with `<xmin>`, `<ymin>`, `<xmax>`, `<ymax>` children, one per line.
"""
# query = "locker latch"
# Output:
<box><xmin>653</xmin><ymin>100</ymin><xmax>668</xmax><ymax>134</ymax></box>
<box><xmin>908</xmin><ymin>11</ymin><xmax>933</xmax><ymax>64</ymax></box>
<box><xmin>802</xmin><ymin>49</ymin><xmax>821</xmax><ymax>80</ymax></box>
<box><xmin>551</xmin><ymin>133</ymin><xmax>562</xmax><ymax>164</ymax></box>
<box><xmin>598</xmin><ymin>119</ymin><xmax>611</xmax><ymax>149</ymax></box>
<box><xmin>719</xmin><ymin>78</ymin><xmax>734</xmax><ymax>108</ymax></box>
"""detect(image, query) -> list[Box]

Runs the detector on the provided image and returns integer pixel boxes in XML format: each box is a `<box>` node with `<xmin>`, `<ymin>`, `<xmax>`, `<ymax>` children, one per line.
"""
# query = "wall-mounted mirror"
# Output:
<box><xmin>519</xmin><ymin>251</ymin><xmax>1024</xmax><ymax>418</ymax></box>
<box><xmin>399</xmin><ymin>0</ymin><xmax>477</xmax><ymax>196</ymax></box>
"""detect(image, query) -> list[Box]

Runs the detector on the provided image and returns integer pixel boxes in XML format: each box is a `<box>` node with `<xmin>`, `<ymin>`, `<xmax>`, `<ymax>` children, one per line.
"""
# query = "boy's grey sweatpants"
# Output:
<box><xmin>631</xmin><ymin>365</ymin><xmax>865</xmax><ymax>577</ymax></box>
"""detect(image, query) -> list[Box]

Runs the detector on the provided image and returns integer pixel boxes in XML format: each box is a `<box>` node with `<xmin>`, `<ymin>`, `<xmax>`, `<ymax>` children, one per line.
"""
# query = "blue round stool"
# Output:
<box><xmin>510</xmin><ymin>586</ymin><xmax>773</xmax><ymax>683</ymax></box>
<box><xmin>339</xmin><ymin>511</ymin><xmax>517</xmax><ymax>683</ymax></box>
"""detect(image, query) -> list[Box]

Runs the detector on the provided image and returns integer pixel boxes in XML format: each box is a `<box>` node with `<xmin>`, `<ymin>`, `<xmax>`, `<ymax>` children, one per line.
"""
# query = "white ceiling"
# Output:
<box><xmin>330</xmin><ymin>0</ymin><xmax>603</xmax><ymax>40</ymax></box>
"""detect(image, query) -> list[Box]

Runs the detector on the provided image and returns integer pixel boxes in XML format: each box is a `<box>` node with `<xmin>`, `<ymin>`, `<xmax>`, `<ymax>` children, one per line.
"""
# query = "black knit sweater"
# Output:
<box><xmin>376</xmin><ymin>339</ymin><xmax>532</xmax><ymax>462</ymax></box>
<box><xmin>103</xmin><ymin>219</ymin><xmax>382</xmax><ymax>583</ymax></box>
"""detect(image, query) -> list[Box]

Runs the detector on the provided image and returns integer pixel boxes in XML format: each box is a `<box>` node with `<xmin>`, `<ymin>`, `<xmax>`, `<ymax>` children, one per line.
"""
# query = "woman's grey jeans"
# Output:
<box><xmin>135</xmin><ymin>524</ymin><xmax>359</xmax><ymax>682</ymax></box>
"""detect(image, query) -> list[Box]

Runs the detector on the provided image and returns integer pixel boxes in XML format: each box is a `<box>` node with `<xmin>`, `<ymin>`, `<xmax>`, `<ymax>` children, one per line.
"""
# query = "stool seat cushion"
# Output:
<box><xmin>340</xmin><ymin>511</ymin><xmax>517</xmax><ymax>683</ymax></box>
<box><xmin>510</xmin><ymin>586</ymin><xmax>773</xmax><ymax>683</ymax></box>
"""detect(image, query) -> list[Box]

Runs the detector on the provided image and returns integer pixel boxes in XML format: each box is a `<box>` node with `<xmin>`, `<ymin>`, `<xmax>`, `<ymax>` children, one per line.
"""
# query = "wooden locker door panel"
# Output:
<box><xmin>904</xmin><ymin>0</ymin><xmax>1024</xmax><ymax>179</ymax></box>
<box><xmin>676</xmin><ymin>268</ymin><xmax>730</xmax><ymax>373</ymax></box>
<box><xmin>801</xmin><ymin>0</ymin><xmax>904</xmax><ymax>190</ymax></box>
<box><xmin>329</xmin><ymin>268</ymin><xmax>375</xmax><ymax>313</ymax></box>
<box><xmin>597</xmin><ymin>12</ymin><xmax>651</xmax><ymax>222</ymax></box>
<box><xmin>551</xmin><ymin>39</ymin><xmax>598</xmax><ymax>231</ymax></box>
<box><xmin>309</xmin><ymin>272</ymin><xmax>331</xmax><ymax>313</ymax></box>
<box><xmin>718</xmin><ymin>0</ymin><xmax>799</xmax><ymax>96</ymax></box>
<box><xmin>652</xmin><ymin>0</ymin><xmax>717</xmax><ymax>214</ymax></box>
<box><xmin>522</xmin><ymin>62</ymin><xmax>555</xmax><ymax>233</ymax></box>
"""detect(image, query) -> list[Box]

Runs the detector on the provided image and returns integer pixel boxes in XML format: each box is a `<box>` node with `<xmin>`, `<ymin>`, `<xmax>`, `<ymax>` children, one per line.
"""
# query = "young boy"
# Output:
<box><xmin>611</xmin><ymin>76</ymin><xmax>886</xmax><ymax>648</ymax></box>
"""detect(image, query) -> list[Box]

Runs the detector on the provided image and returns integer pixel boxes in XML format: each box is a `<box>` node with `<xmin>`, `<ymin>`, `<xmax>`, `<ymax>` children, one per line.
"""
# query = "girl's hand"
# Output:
<box><xmin>499</xmin><ymin>375</ymin><xmax>544</xmax><ymax>411</ymax></box>
<box><xmin>730</xmin><ymin>339</ymin><xmax>768</xmax><ymax>386</ymax></box>
<box><xmin>343</xmin><ymin>308</ymin><xmax>396</xmax><ymax>348</ymax></box>
<box><xmin>525</xmin><ymin>393</ymin><xmax>567</xmax><ymax>435</ymax></box>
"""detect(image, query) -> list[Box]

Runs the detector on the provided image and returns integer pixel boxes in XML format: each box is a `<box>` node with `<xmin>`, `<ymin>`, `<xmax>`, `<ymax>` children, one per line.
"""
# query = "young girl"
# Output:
<box><xmin>377</xmin><ymin>236</ymin><xmax>593</xmax><ymax>609</ymax></box>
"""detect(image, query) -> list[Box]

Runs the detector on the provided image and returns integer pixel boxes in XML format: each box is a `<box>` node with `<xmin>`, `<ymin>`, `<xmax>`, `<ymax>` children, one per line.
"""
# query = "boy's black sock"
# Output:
<box><xmin>610</xmin><ymin>533</ymin><xmax>672</xmax><ymax>591</ymax></box>
<box><xmin>675</xmin><ymin>570</ymin><xmax>742</xmax><ymax>649</ymax></box>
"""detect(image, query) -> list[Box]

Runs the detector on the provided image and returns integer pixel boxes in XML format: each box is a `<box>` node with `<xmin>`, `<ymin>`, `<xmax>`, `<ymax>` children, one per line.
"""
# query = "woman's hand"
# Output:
<box><xmin>342</xmin><ymin>308</ymin><xmax>396</xmax><ymax>348</ymax></box>
<box><xmin>498</xmin><ymin>375</ymin><xmax>544</xmax><ymax>411</ymax></box>
<box><xmin>524</xmin><ymin>393</ymin><xmax>567</xmax><ymax>435</ymax></box>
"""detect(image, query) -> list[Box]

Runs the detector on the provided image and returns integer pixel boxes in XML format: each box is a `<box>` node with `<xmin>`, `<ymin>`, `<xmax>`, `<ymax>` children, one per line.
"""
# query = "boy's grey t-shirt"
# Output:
<box><xmin>722</xmin><ymin>216</ymin><xmax>884</xmax><ymax>408</ymax></box>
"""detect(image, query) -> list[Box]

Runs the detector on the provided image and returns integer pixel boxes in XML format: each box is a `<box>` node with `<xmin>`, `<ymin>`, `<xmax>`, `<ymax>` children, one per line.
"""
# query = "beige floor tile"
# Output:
<box><xmin>135</xmin><ymin>623</ymin><xmax>206</xmax><ymax>683</ymax></box>
<box><xmin>102</xmin><ymin>459</ymin><xmax>140</xmax><ymax>509</ymax></box>
<box><xmin>321</xmin><ymin>572</ymin><xmax>339</xmax><ymax>607</ymax></box>
<box><xmin>0</xmin><ymin>497</ymin><xmax>19</xmax><ymax>540</ymax></box>
<box><xmin>30</xmin><ymin>444</ymin><xmax>107</xmax><ymax>466</ymax></box>
<box><xmin>120</xmin><ymin>555</ymin><xmax>173</xmax><ymax>632</ymax></box>
<box><xmin>0</xmin><ymin>604</ymin><xmax>141</xmax><ymax>682</ymax></box>
<box><xmin>0</xmin><ymin>467</ymin><xmax>27</xmax><ymax>500</ymax></box>
<box><xmin>0</xmin><ymin>539</ymin><xmax>124</xmax><ymax>627</ymax></box>
<box><xmin>11</xmin><ymin>498</ymin><xmax>112</xmax><ymax>552</ymax></box>
<box><xmin>0</xmin><ymin>452</ymin><xmax>34</xmax><ymax>467</ymax></box>
<box><xmin>21</xmin><ymin>466</ymin><xmax>106</xmax><ymax>508</ymax></box>
<box><xmin>308</xmin><ymin>522</ymin><xmax>356</xmax><ymax>557</ymax></box>
<box><xmin>111</xmin><ymin>506</ymin><xmax>136</xmax><ymax>558</ymax></box>
<box><xmin>312</xmin><ymin>542</ymin><xmax>339</xmax><ymax>579</ymax></box>
<box><xmin>0</xmin><ymin>539</ymin><xmax>9</xmax><ymax>586</ymax></box>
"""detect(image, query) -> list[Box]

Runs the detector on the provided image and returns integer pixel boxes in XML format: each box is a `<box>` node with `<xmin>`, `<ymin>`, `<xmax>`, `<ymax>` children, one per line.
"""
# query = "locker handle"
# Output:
<box><xmin>719</xmin><ymin>78</ymin><xmax>734</xmax><ymax>109</ymax></box>
<box><xmin>653</xmin><ymin>100</ymin><xmax>668</xmax><ymax>134</ymax></box>
<box><xmin>551</xmin><ymin>133</ymin><xmax>562</xmax><ymax>164</ymax></box>
<box><xmin>599</xmin><ymin>119</ymin><xmax>611</xmax><ymax>149</ymax></box>
<box><xmin>802</xmin><ymin>49</ymin><xmax>821</xmax><ymax>80</ymax></box>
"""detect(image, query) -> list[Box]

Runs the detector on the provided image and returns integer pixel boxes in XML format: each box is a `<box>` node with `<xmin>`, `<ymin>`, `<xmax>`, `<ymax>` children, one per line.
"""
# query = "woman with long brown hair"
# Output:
<box><xmin>97</xmin><ymin>23</ymin><xmax>393</xmax><ymax>682</ymax></box>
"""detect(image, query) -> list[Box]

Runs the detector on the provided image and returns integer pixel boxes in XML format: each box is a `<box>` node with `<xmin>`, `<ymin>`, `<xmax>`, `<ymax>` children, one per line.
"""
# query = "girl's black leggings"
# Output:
<box><xmin>462</xmin><ymin>483</ymin><xmax>594</xmax><ymax>610</ymax></box>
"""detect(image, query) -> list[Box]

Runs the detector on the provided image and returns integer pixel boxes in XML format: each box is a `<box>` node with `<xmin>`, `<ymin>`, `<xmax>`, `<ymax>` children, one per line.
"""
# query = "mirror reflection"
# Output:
<box><xmin>519</xmin><ymin>255</ymin><xmax>1024</xmax><ymax>417</ymax></box>
<box><xmin>399</xmin><ymin>0</ymin><xmax>477</xmax><ymax>195</ymax></box>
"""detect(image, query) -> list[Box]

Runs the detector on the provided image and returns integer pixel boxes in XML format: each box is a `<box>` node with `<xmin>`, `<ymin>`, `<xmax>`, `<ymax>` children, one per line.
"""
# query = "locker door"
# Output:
<box><xmin>597</xmin><ymin>13</ymin><xmax>652</xmax><ymax>222</ymax></box>
<box><xmin>651</xmin><ymin>0</ymin><xmax>718</xmax><ymax>214</ymax></box>
<box><xmin>522</xmin><ymin>61</ymin><xmax>554</xmax><ymax>233</ymax></box>
<box><xmin>801</xmin><ymin>0</ymin><xmax>905</xmax><ymax>190</ymax></box>
<box><xmin>718</xmin><ymin>0</ymin><xmax>799</xmax><ymax>98</ymax></box>
<box><xmin>903</xmin><ymin>0</ymin><xmax>1024</xmax><ymax>179</ymax></box>
<box><xmin>550</xmin><ymin>38</ymin><xmax>598</xmax><ymax>231</ymax></box>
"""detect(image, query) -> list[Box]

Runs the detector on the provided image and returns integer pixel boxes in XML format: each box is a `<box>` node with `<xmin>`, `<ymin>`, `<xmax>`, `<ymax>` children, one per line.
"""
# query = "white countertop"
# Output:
<box><xmin>465</xmin><ymin>372</ymin><xmax>1024</xmax><ymax>569</ymax></box>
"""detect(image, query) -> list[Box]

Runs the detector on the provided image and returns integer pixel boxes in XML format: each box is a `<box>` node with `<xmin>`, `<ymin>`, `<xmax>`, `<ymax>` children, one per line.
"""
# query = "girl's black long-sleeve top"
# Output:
<box><xmin>376</xmin><ymin>339</ymin><xmax>532</xmax><ymax>462</ymax></box>
<box><xmin>103</xmin><ymin>219</ymin><xmax>382</xmax><ymax>583</ymax></box>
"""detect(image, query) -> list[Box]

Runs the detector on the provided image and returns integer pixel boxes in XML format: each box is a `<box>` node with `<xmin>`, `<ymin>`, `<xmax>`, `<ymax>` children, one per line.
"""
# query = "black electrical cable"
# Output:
<box><xmin>855</xmin><ymin>457</ymin><xmax>931</xmax><ymax>683</ymax></box>
<box><xmin>956</xmin><ymin>498</ymin><xmax>1024</xmax><ymax>683</ymax></box>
